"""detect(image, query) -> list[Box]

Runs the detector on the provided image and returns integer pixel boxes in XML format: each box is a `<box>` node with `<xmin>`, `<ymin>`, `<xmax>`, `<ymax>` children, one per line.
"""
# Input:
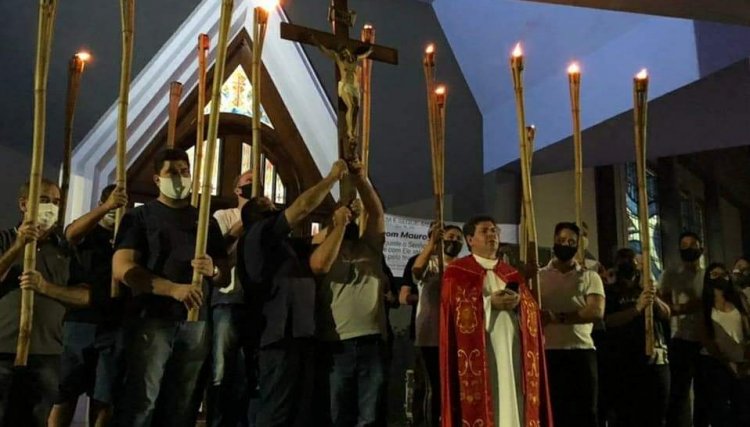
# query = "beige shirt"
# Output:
<box><xmin>660</xmin><ymin>266</ymin><xmax>704</xmax><ymax>342</ymax></box>
<box><xmin>316</xmin><ymin>240</ymin><xmax>387</xmax><ymax>341</ymax></box>
<box><xmin>539</xmin><ymin>260</ymin><xmax>605</xmax><ymax>350</ymax></box>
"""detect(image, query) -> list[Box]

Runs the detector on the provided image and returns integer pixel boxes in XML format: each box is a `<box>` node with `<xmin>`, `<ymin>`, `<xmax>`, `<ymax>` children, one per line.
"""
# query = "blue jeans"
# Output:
<box><xmin>56</xmin><ymin>322</ymin><xmax>124</xmax><ymax>404</ymax></box>
<box><xmin>322</xmin><ymin>335</ymin><xmax>385</xmax><ymax>427</ymax></box>
<box><xmin>0</xmin><ymin>354</ymin><xmax>60</xmax><ymax>427</ymax></box>
<box><xmin>113</xmin><ymin>318</ymin><xmax>209</xmax><ymax>427</ymax></box>
<box><xmin>256</xmin><ymin>337</ymin><xmax>314</xmax><ymax>427</ymax></box>
<box><xmin>208</xmin><ymin>304</ymin><xmax>256</xmax><ymax>427</ymax></box>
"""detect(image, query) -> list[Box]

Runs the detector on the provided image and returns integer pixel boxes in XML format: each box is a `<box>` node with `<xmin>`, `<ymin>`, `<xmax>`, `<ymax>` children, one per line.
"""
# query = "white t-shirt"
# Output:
<box><xmin>213</xmin><ymin>208</ymin><xmax>240</xmax><ymax>294</ymax></box>
<box><xmin>711</xmin><ymin>307</ymin><xmax>745</xmax><ymax>362</ymax></box>
<box><xmin>539</xmin><ymin>260</ymin><xmax>605</xmax><ymax>350</ymax></box>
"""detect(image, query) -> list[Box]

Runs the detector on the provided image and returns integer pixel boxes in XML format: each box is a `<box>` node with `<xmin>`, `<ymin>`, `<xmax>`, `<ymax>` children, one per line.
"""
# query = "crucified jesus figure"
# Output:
<box><xmin>315</xmin><ymin>41</ymin><xmax>373</xmax><ymax>154</ymax></box>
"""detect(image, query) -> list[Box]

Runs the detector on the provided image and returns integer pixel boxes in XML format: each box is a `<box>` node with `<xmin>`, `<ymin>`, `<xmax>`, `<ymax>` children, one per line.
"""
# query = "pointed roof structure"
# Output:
<box><xmin>66</xmin><ymin>0</ymin><xmax>337</xmax><ymax>222</ymax></box>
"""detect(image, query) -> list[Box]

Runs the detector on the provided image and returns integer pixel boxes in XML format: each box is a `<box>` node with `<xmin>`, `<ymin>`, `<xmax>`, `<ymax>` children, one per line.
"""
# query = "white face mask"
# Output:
<box><xmin>37</xmin><ymin>203</ymin><xmax>59</xmax><ymax>231</ymax></box>
<box><xmin>100</xmin><ymin>210</ymin><xmax>116</xmax><ymax>229</ymax></box>
<box><xmin>158</xmin><ymin>175</ymin><xmax>192</xmax><ymax>200</ymax></box>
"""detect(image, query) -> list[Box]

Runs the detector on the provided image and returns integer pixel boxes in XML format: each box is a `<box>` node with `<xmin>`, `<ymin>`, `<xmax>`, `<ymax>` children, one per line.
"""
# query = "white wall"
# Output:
<box><xmin>532</xmin><ymin>168</ymin><xmax>599</xmax><ymax>257</ymax></box>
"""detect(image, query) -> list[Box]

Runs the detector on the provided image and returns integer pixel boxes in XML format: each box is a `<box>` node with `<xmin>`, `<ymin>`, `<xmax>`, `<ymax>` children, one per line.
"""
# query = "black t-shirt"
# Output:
<box><xmin>604</xmin><ymin>282</ymin><xmax>669</xmax><ymax>367</ymax></box>
<box><xmin>0</xmin><ymin>228</ymin><xmax>72</xmax><ymax>355</ymax></box>
<box><xmin>239</xmin><ymin>212</ymin><xmax>316</xmax><ymax>346</ymax></box>
<box><xmin>114</xmin><ymin>200</ymin><xmax>227</xmax><ymax>321</ymax></box>
<box><xmin>66</xmin><ymin>224</ymin><xmax>128</xmax><ymax>325</ymax></box>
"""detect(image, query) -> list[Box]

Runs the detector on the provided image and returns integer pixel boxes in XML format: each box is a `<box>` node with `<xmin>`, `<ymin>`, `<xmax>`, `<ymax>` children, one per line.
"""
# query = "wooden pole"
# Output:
<box><xmin>166</xmin><ymin>81</ymin><xmax>183</xmax><ymax>149</ymax></box>
<box><xmin>251</xmin><ymin>5</ymin><xmax>271</xmax><ymax>198</ymax></box>
<box><xmin>112</xmin><ymin>0</ymin><xmax>135</xmax><ymax>298</ymax></box>
<box><xmin>357</xmin><ymin>24</ymin><xmax>375</xmax><ymax>235</ymax></box>
<box><xmin>59</xmin><ymin>52</ymin><xmax>89</xmax><ymax>225</ymax></box>
<box><xmin>568</xmin><ymin>63</ymin><xmax>584</xmax><ymax>264</ymax></box>
<box><xmin>191</xmin><ymin>34</ymin><xmax>210</xmax><ymax>208</ymax></box>
<box><xmin>510</xmin><ymin>44</ymin><xmax>541</xmax><ymax>309</ymax></box>
<box><xmin>16</xmin><ymin>0</ymin><xmax>58</xmax><ymax>367</ymax></box>
<box><xmin>633</xmin><ymin>69</ymin><xmax>655</xmax><ymax>356</ymax></box>
<box><xmin>422</xmin><ymin>44</ymin><xmax>445</xmax><ymax>274</ymax></box>
<box><xmin>520</xmin><ymin>125</ymin><xmax>535</xmax><ymax>265</ymax></box>
<box><xmin>434</xmin><ymin>86</ymin><xmax>447</xmax><ymax>275</ymax></box>
<box><xmin>188</xmin><ymin>0</ymin><xmax>234</xmax><ymax>321</ymax></box>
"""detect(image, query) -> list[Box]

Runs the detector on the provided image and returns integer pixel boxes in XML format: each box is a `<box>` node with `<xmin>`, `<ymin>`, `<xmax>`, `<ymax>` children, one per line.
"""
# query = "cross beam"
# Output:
<box><xmin>280</xmin><ymin>0</ymin><xmax>398</xmax><ymax>200</ymax></box>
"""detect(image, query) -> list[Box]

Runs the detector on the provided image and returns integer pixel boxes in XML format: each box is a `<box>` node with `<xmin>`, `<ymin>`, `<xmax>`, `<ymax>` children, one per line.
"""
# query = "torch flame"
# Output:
<box><xmin>364</xmin><ymin>24</ymin><xmax>373</xmax><ymax>30</ymax></box>
<box><xmin>258</xmin><ymin>0</ymin><xmax>278</xmax><ymax>12</ymax></box>
<box><xmin>425</xmin><ymin>44</ymin><xmax>435</xmax><ymax>54</ymax></box>
<box><xmin>636</xmin><ymin>68</ymin><xmax>648</xmax><ymax>80</ymax></box>
<box><xmin>567</xmin><ymin>62</ymin><xmax>580</xmax><ymax>74</ymax></box>
<box><xmin>435</xmin><ymin>85</ymin><xmax>446</xmax><ymax>96</ymax></box>
<box><xmin>512</xmin><ymin>43</ymin><xmax>523</xmax><ymax>58</ymax></box>
<box><xmin>75</xmin><ymin>51</ymin><xmax>91</xmax><ymax>62</ymax></box>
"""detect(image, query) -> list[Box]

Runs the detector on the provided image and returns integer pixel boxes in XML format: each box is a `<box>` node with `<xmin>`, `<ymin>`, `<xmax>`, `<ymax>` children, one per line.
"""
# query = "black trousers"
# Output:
<box><xmin>699</xmin><ymin>355</ymin><xmax>750</xmax><ymax>427</ymax></box>
<box><xmin>612</xmin><ymin>363</ymin><xmax>670</xmax><ymax>427</ymax></box>
<box><xmin>0</xmin><ymin>354</ymin><xmax>60</xmax><ymax>427</ymax></box>
<box><xmin>417</xmin><ymin>346</ymin><xmax>440</xmax><ymax>427</ymax></box>
<box><xmin>256</xmin><ymin>337</ymin><xmax>314</xmax><ymax>427</ymax></box>
<box><xmin>666</xmin><ymin>339</ymin><xmax>706</xmax><ymax>427</ymax></box>
<box><xmin>546</xmin><ymin>349</ymin><xmax>599</xmax><ymax>427</ymax></box>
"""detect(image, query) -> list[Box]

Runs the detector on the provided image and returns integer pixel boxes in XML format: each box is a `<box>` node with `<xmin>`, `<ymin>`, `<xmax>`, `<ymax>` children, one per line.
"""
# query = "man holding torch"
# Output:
<box><xmin>0</xmin><ymin>179</ymin><xmax>91</xmax><ymax>426</ymax></box>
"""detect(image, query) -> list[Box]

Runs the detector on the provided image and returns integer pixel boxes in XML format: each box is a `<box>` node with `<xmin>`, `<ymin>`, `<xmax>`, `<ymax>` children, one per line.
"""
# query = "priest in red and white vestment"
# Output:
<box><xmin>440</xmin><ymin>216</ymin><xmax>554</xmax><ymax>427</ymax></box>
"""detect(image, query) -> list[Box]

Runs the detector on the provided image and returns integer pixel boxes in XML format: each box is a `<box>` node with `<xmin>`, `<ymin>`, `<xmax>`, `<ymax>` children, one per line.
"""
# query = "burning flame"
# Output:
<box><xmin>425</xmin><ymin>44</ymin><xmax>435</xmax><ymax>54</ymax></box>
<box><xmin>363</xmin><ymin>24</ymin><xmax>373</xmax><ymax>30</ymax></box>
<box><xmin>512</xmin><ymin>43</ymin><xmax>523</xmax><ymax>58</ymax></box>
<box><xmin>258</xmin><ymin>0</ymin><xmax>278</xmax><ymax>12</ymax></box>
<box><xmin>75</xmin><ymin>51</ymin><xmax>91</xmax><ymax>62</ymax></box>
<box><xmin>636</xmin><ymin>68</ymin><xmax>648</xmax><ymax>80</ymax></box>
<box><xmin>435</xmin><ymin>85</ymin><xmax>446</xmax><ymax>96</ymax></box>
<box><xmin>567</xmin><ymin>62</ymin><xmax>580</xmax><ymax>74</ymax></box>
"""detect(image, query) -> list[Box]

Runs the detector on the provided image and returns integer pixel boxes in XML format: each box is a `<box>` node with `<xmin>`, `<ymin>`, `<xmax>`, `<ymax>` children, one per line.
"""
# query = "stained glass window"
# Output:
<box><xmin>679</xmin><ymin>192</ymin><xmax>706</xmax><ymax>243</ymax></box>
<box><xmin>204</xmin><ymin>65</ymin><xmax>273</xmax><ymax>127</ymax></box>
<box><xmin>625</xmin><ymin>162</ymin><xmax>663</xmax><ymax>280</ymax></box>
<box><xmin>240</xmin><ymin>142</ymin><xmax>286</xmax><ymax>204</ymax></box>
<box><xmin>186</xmin><ymin>139</ymin><xmax>222</xmax><ymax>196</ymax></box>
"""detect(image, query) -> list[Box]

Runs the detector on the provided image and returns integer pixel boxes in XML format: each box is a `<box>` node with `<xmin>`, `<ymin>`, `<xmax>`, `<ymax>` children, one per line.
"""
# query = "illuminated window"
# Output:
<box><xmin>204</xmin><ymin>65</ymin><xmax>273</xmax><ymax>127</ymax></box>
<box><xmin>186</xmin><ymin>139</ymin><xmax>222</xmax><ymax>196</ymax></box>
<box><xmin>240</xmin><ymin>142</ymin><xmax>286</xmax><ymax>204</ymax></box>
<box><xmin>625</xmin><ymin>162</ymin><xmax>663</xmax><ymax>280</ymax></box>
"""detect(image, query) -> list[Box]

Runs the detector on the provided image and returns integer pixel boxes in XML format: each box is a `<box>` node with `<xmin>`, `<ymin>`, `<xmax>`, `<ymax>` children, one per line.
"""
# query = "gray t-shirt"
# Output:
<box><xmin>316</xmin><ymin>238</ymin><xmax>387</xmax><ymax>342</ymax></box>
<box><xmin>660</xmin><ymin>266</ymin><xmax>705</xmax><ymax>342</ymax></box>
<box><xmin>415</xmin><ymin>257</ymin><xmax>441</xmax><ymax>347</ymax></box>
<box><xmin>0</xmin><ymin>228</ymin><xmax>72</xmax><ymax>355</ymax></box>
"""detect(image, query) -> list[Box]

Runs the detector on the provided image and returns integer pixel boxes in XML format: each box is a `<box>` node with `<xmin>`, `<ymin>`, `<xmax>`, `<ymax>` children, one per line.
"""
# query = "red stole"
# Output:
<box><xmin>440</xmin><ymin>255</ymin><xmax>554</xmax><ymax>427</ymax></box>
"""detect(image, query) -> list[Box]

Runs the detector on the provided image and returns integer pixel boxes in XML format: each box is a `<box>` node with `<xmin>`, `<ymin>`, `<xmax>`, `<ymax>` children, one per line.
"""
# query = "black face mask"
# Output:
<box><xmin>680</xmin><ymin>248</ymin><xmax>702</xmax><ymax>262</ymax></box>
<box><xmin>553</xmin><ymin>244</ymin><xmax>577</xmax><ymax>262</ymax></box>
<box><xmin>238</xmin><ymin>183</ymin><xmax>253</xmax><ymax>200</ymax></box>
<box><xmin>443</xmin><ymin>240</ymin><xmax>463</xmax><ymax>258</ymax></box>
<box><xmin>343</xmin><ymin>223</ymin><xmax>360</xmax><ymax>241</ymax></box>
<box><xmin>709</xmin><ymin>277</ymin><xmax>733</xmax><ymax>293</ymax></box>
<box><xmin>733</xmin><ymin>273</ymin><xmax>750</xmax><ymax>289</ymax></box>
<box><xmin>616</xmin><ymin>262</ymin><xmax>636</xmax><ymax>279</ymax></box>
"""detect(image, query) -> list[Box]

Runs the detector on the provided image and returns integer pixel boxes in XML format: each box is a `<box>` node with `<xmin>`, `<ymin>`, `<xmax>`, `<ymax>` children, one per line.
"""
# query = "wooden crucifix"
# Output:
<box><xmin>281</xmin><ymin>0</ymin><xmax>398</xmax><ymax>199</ymax></box>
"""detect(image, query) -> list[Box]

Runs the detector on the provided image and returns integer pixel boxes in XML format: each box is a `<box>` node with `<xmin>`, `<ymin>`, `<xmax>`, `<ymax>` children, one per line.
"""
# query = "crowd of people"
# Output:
<box><xmin>0</xmin><ymin>148</ymin><xmax>748</xmax><ymax>427</ymax></box>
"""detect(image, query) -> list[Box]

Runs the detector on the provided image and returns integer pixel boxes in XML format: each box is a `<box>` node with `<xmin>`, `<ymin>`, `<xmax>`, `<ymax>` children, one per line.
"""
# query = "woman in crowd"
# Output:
<box><xmin>699</xmin><ymin>263</ymin><xmax>750</xmax><ymax>427</ymax></box>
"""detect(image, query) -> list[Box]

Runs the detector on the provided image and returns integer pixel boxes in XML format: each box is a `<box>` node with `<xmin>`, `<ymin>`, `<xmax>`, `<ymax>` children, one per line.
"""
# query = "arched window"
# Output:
<box><xmin>205</xmin><ymin>65</ymin><xmax>273</xmax><ymax>127</ymax></box>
